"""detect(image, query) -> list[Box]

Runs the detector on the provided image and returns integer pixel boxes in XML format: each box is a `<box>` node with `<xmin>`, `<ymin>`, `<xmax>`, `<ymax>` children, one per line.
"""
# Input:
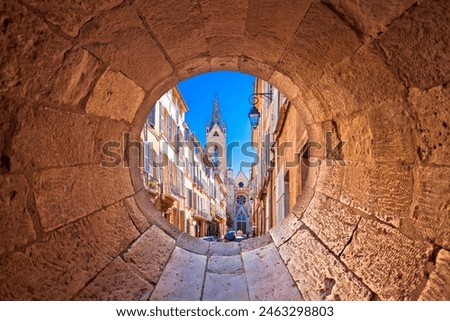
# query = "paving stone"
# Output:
<box><xmin>86</xmin><ymin>69</ymin><xmax>145</xmax><ymax>123</ymax></box>
<box><xmin>409</xmin><ymin>85</ymin><xmax>450</xmax><ymax>166</ymax></box>
<box><xmin>0</xmin><ymin>175</ymin><xmax>36</xmax><ymax>255</ymax></box>
<box><xmin>202</xmin><ymin>273</ymin><xmax>249</xmax><ymax>301</ymax></box>
<box><xmin>12</xmin><ymin>107</ymin><xmax>97</xmax><ymax>171</ymax></box>
<box><xmin>123</xmin><ymin>226</ymin><xmax>176</xmax><ymax>284</ymax></box>
<box><xmin>33</xmin><ymin>165</ymin><xmax>134</xmax><ymax>232</ymax></box>
<box><xmin>24</xmin><ymin>0</ymin><xmax>122</xmax><ymax>37</ymax></box>
<box><xmin>207</xmin><ymin>255</ymin><xmax>243</xmax><ymax>274</ymax></box>
<box><xmin>176</xmin><ymin>233</ymin><xmax>210</xmax><ymax>255</ymax></box>
<box><xmin>243</xmin><ymin>243</ymin><xmax>302</xmax><ymax>301</ymax></box>
<box><xmin>0</xmin><ymin>202</ymin><xmax>139</xmax><ymax>300</ymax></box>
<box><xmin>270</xmin><ymin>213</ymin><xmax>302</xmax><ymax>247</ymax></box>
<box><xmin>341</xmin><ymin>219</ymin><xmax>433</xmax><ymax>300</ymax></box>
<box><xmin>377</xmin><ymin>0</ymin><xmax>450</xmax><ymax>89</ymax></box>
<box><xmin>150</xmin><ymin>247</ymin><xmax>206</xmax><ymax>301</ymax></box>
<box><xmin>240</xmin><ymin>233</ymin><xmax>272</xmax><ymax>252</ymax></box>
<box><xmin>419</xmin><ymin>249</ymin><xmax>450</xmax><ymax>301</ymax></box>
<box><xmin>208</xmin><ymin>242</ymin><xmax>241</xmax><ymax>256</ymax></box>
<box><xmin>76</xmin><ymin>257</ymin><xmax>153</xmax><ymax>301</ymax></box>
<box><xmin>302</xmin><ymin>193</ymin><xmax>361</xmax><ymax>256</ymax></box>
<box><xmin>279</xmin><ymin>228</ymin><xmax>372</xmax><ymax>300</ymax></box>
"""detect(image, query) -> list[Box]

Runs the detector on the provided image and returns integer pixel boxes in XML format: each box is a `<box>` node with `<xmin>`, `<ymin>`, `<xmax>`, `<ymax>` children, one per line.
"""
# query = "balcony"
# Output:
<box><xmin>146</xmin><ymin>176</ymin><xmax>160</xmax><ymax>196</ymax></box>
<box><xmin>193</xmin><ymin>210</ymin><xmax>212</xmax><ymax>222</ymax></box>
<box><xmin>170</xmin><ymin>183</ymin><xmax>182</xmax><ymax>198</ymax></box>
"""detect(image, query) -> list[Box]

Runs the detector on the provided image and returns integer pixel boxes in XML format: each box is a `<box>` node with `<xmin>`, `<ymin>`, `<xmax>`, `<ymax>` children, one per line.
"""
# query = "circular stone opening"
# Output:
<box><xmin>130</xmin><ymin>71</ymin><xmax>315</xmax><ymax>242</ymax></box>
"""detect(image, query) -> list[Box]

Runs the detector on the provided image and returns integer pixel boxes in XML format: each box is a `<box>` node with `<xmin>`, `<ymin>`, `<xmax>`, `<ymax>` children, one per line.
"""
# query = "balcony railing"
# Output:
<box><xmin>170</xmin><ymin>183</ymin><xmax>182</xmax><ymax>197</ymax></box>
<box><xmin>194</xmin><ymin>210</ymin><xmax>212</xmax><ymax>222</ymax></box>
<box><xmin>147</xmin><ymin>176</ymin><xmax>160</xmax><ymax>194</ymax></box>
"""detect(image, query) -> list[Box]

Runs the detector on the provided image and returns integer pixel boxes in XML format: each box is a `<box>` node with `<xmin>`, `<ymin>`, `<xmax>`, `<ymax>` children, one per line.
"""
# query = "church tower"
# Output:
<box><xmin>206</xmin><ymin>97</ymin><xmax>227</xmax><ymax>177</ymax></box>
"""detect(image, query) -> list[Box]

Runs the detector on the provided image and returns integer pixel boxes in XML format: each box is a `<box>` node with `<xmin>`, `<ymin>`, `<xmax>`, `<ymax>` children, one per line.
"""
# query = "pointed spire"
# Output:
<box><xmin>208</xmin><ymin>96</ymin><xmax>226</xmax><ymax>130</ymax></box>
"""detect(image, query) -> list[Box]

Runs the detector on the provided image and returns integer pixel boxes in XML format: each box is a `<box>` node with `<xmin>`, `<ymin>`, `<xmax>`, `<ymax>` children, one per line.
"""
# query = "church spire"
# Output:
<box><xmin>208</xmin><ymin>96</ymin><xmax>226</xmax><ymax>131</ymax></box>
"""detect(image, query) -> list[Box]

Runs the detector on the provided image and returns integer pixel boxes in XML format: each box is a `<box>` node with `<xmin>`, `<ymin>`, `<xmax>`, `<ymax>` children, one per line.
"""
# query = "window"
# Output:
<box><xmin>236</xmin><ymin>195</ymin><xmax>246</xmax><ymax>205</ymax></box>
<box><xmin>147</xmin><ymin>105</ymin><xmax>156</xmax><ymax>126</ymax></box>
<box><xmin>143</xmin><ymin>142</ymin><xmax>153</xmax><ymax>175</ymax></box>
<box><xmin>238</xmin><ymin>182</ymin><xmax>244</xmax><ymax>188</ymax></box>
<box><xmin>213</xmin><ymin>131</ymin><xmax>219</xmax><ymax>137</ymax></box>
<box><xmin>159</xmin><ymin>102</ymin><xmax>164</xmax><ymax>133</ymax></box>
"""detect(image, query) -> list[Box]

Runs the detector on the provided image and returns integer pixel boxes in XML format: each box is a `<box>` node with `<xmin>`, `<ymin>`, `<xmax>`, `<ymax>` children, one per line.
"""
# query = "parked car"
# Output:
<box><xmin>201</xmin><ymin>236</ymin><xmax>215</xmax><ymax>242</ymax></box>
<box><xmin>224</xmin><ymin>230</ymin><xmax>236</xmax><ymax>242</ymax></box>
<box><xmin>234</xmin><ymin>236</ymin><xmax>245</xmax><ymax>243</ymax></box>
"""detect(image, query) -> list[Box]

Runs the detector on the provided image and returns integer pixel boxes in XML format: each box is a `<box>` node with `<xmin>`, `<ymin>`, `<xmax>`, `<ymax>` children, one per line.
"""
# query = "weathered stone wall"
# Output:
<box><xmin>0</xmin><ymin>0</ymin><xmax>448</xmax><ymax>300</ymax></box>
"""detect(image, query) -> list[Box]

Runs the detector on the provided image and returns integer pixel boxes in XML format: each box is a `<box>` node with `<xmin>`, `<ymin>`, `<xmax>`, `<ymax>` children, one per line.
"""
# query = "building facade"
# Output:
<box><xmin>250</xmin><ymin>78</ymin><xmax>309</xmax><ymax>236</ymax></box>
<box><xmin>141</xmin><ymin>87</ymin><xmax>227</xmax><ymax>238</ymax></box>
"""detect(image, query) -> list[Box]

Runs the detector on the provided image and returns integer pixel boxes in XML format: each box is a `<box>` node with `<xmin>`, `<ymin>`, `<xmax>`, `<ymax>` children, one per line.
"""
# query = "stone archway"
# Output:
<box><xmin>0</xmin><ymin>0</ymin><xmax>449</xmax><ymax>300</ymax></box>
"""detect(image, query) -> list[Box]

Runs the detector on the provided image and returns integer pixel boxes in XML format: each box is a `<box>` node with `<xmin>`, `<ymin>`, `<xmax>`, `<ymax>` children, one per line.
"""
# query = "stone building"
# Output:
<box><xmin>250</xmin><ymin>78</ymin><xmax>308</xmax><ymax>236</ymax></box>
<box><xmin>141</xmin><ymin>87</ymin><xmax>227</xmax><ymax>238</ymax></box>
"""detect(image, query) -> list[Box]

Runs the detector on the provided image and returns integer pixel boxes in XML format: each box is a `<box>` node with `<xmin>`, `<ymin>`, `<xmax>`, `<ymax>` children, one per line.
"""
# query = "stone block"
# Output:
<box><xmin>341</xmin><ymin>219</ymin><xmax>433</xmax><ymax>300</ymax></box>
<box><xmin>135</xmin><ymin>0</ymin><xmax>208</xmax><ymax>65</ymax></box>
<box><xmin>409</xmin><ymin>167</ymin><xmax>450</xmax><ymax>249</ymax></box>
<box><xmin>80</xmin><ymin>6</ymin><xmax>173</xmax><ymax>91</ymax></box>
<box><xmin>317</xmin><ymin>47</ymin><xmax>405</xmax><ymax>117</ymax></box>
<box><xmin>316</xmin><ymin>162</ymin><xmax>346</xmax><ymax>200</ymax></box>
<box><xmin>208</xmin><ymin>242</ymin><xmax>241</xmax><ymax>256</ymax></box>
<box><xmin>202</xmin><ymin>273</ymin><xmax>249</xmax><ymax>301</ymax></box>
<box><xmin>243</xmin><ymin>243</ymin><xmax>302</xmax><ymax>301</ymax></box>
<box><xmin>336</xmin><ymin>113</ymin><xmax>372</xmax><ymax>161</ymax></box>
<box><xmin>238</xmin><ymin>57</ymin><xmax>274</xmax><ymax>82</ymax></box>
<box><xmin>291</xmin><ymin>186</ymin><xmax>314</xmax><ymax>218</ymax></box>
<box><xmin>240</xmin><ymin>233</ymin><xmax>272</xmax><ymax>252</ymax></box>
<box><xmin>199</xmin><ymin>0</ymin><xmax>247</xmax><ymax>37</ymax></box>
<box><xmin>123</xmin><ymin>226</ymin><xmax>176</xmax><ymax>284</ymax></box>
<box><xmin>409</xmin><ymin>86</ymin><xmax>450</xmax><ymax>165</ymax></box>
<box><xmin>303</xmin><ymin>193</ymin><xmax>361</xmax><ymax>256</ymax></box>
<box><xmin>419</xmin><ymin>249</ymin><xmax>450</xmax><ymax>301</ymax></box>
<box><xmin>24</xmin><ymin>0</ymin><xmax>122</xmax><ymax>37</ymax></box>
<box><xmin>76</xmin><ymin>257</ymin><xmax>153</xmax><ymax>301</ymax></box>
<box><xmin>86</xmin><ymin>69</ymin><xmax>145</xmax><ymax>123</ymax></box>
<box><xmin>369</xmin><ymin>102</ymin><xmax>416</xmax><ymax>163</ymax></box>
<box><xmin>207</xmin><ymin>36</ymin><xmax>244</xmax><ymax>57</ymax></box>
<box><xmin>12</xmin><ymin>107</ymin><xmax>97</xmax><ymax>171</ymax></box>
<box><xmin>279</xmin><ymin>2</ymin><xmax>361</xmax><ymax>86</ymax></box>
<box><xmin>270</xmin><ymin>213</ymin><xmax>302</xmax><ymax>247</ymax></box>
<box><xmin>0</xmin><ymin>175</ymin><xmax>36</xmax><ymax>255</ymax></box>
<box><xmin>210</xmin><ymin>57</ymin><xmax>239</xmax><ymax>71</ymax></box>
<box><xmin>123</xmin><ymin>197</ymin><xmax>151</xmax><ymax>234</ymax></box>
<box><xmin>279</xmin><ymin>228</ymin><xmax>372</xmax><ymax>300</ymax></box>
<box><xmin>33</xmin><ymin>165</ymin><xmax>134</xmax><ymax>232</ymax></box>
<box><xmin>150</xmin><ymin>247</ymin><xmax>206</xmax><ymax>301</ymax></box>
<box><xmin>244</xmin><ymin>0</ymin><xmax>310</xmax><ymax>64</ymax></box>
<box><xmin>326</xmin><ymin>0</ymin><xmax>416</xmax><ymax>38</ymax></box>
<box><xmin>0</xmin><ymin>202</ymin><xmax>139</xmax><ymax>300</ymax></box>
<box><xmin>340</xmin><ymin>162</ymin><xmax>413</xmax><ymax>227</ymax></box>
<box><xmin>377</xmin><ymin>0</ymin><xmax>450</xmax><ymax>89</ymax></box>
<box><xmin>1</xmin><ymin>1</ymin><xmax>71</xmax><ymax>99</ymax></box>
<box><xmin>207</xmin><ymin>255</ymin><xmax>243</xmax><ymax>274</ymax></box>
<box><xmin>48</xmin><ymin>48</ymin><xmax>103</xmax><ymax>109</ymax></box>
<box><xmin>176</xmin><ymin>233</ymin><xmax>210</xmax><ymax>255</ymax></box>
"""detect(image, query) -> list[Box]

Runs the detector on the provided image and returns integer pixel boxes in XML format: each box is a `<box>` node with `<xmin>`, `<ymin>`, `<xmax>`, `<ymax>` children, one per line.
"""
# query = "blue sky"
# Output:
<box><xmin>177</xmin><ymin>71</ymin><xmax>255</xmax><ymax>177</ymax></box>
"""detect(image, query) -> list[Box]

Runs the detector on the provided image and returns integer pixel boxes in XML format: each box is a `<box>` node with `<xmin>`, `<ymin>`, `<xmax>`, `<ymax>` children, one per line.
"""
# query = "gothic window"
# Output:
<box><xmin>236</xmin><ymin>195</ymin><xmax>246</xmax><ymax>205</ymax></box>
<box><xmin>238</xmin><ymin>182</ymin><xmax>244</xmax><ymax>188</ymax></box>
<box><xmin>213</xmin><ymin>131</ymin><xmax>219</xmax><ymax>137</ymax></box>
